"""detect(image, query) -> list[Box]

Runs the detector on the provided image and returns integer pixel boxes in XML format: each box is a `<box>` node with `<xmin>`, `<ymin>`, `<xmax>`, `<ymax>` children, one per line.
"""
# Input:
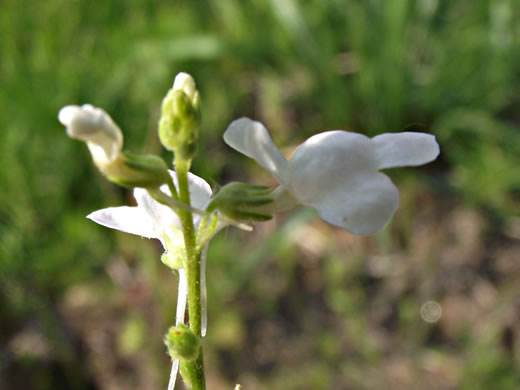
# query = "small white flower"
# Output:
<box><xmin>224</xmin><ymin>118</ymin><xmax>440</xmax><ymax>235</ymax></box>
<box><xmin>58</xmin><ymin>104</ymin><xmax>123</xmax><ymax>166</ymax></box>
<box><xmin>87</xmin><ymin>170</ymin><xmax>212</xmax><ymax>390</ymax></box>
<box><xmin>88</xmin><ymin>170</ymin><xmax>211</xmax><ymax>241</ymax></box>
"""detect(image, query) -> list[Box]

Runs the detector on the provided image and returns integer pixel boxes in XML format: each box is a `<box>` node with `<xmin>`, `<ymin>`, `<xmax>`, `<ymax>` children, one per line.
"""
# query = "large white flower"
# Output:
<box><xmin>224</xmin><ymin>118</ymin><xmax>440</xmax><ymax>235</ymax></box>
<box><xmin>87</xmin><ymin>170</ymin><xmax>212</xmax><ymax>390</ymax></box>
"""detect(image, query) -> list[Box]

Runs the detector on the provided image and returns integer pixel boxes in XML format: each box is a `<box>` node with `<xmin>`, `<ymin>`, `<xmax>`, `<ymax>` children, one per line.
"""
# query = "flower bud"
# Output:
<box><xmin>206</xmin><ymin>182</ymin><xmax>274</xmax><ymax>222</ymax></box>
<box><xmin>173</xmin><ymin>72</ymin><xmax>197</xmax><ymax>101</ymax></box>
<box><xmin>164</xmin><ymin>324</ymin><xmax>201</xmax><ymax>361</ymax></box>
<box><xmin>159</xmin><ymin>72</ymin><xmax>200</xmax><ymax>162</ymax></box>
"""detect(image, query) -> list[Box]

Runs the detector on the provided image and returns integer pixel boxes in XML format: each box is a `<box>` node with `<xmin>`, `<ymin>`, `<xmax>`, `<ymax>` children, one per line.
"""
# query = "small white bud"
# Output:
<box><xmin>172</xmin><ymin>72</ymin><xmax>196</xmax><ymax>100</ymax></box>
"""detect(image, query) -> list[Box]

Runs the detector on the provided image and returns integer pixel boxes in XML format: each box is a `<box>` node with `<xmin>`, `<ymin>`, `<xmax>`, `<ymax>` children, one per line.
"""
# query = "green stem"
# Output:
<box><xmin>175</xmin><ymin>160</ymin><xmax>206</xmax><ymax>390</ymax></box>
<box><xmin>166</xmin><ymin>174</ymin><xmax>180</xmax><ymax>200</ymax></box>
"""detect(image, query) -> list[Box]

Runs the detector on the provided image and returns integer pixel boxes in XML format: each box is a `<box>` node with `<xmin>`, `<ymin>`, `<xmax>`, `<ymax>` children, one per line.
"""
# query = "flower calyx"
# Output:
<box><xmin>206</xmin><ymin>182</ymin><xmax>274</xmax><ymax>222</ymax></box>
<box><xmin>105</xmin><ymin>151</ymin><xmax>170</xmax><ymax>188</ymax></box>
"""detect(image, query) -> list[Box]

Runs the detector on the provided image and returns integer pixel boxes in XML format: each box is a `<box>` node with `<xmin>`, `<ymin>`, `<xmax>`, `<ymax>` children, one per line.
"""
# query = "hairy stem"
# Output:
<box><xmin>175</xmin><ymin>160</ymin><xmax>206</xmax><ymax>389</ymax></box>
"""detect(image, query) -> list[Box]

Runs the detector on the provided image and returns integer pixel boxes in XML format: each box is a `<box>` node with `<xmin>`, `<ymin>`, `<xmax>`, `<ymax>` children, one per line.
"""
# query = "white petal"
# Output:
<box><xmin>167</xmin><ymin>269</ymin><xmax>186</xmax><ymax>388</ymax></box>
<box><xmin>80</xmin><ymin>104</ymin><xmax>123</xmax><ymax>149</ymax></box>
<box><xmin>223</xmin><ymin>118</ymin><xmax>289</xmax><ymax>185</ymax></box>
<box><xmin>59</xmin><ymin>104</ymin><xmax>123</xmax><ymax>162</ymax></box>
<box><xmin>310</xmin><ymin>173</ymin><xmax>399</xmax><ymax>234</ymax></box>
<box><xmin>288</xmin><ymin>131</ymin><xmax>378</xmax><ymax>205</ymax></box>
<box><xmin>134</xmin><ymin>188</ymin><xmax>181</xmax><ymax>236</ymax></box>
<box><xmin>200</xmin><ymin>245</ymin><xmax>208</xmax><ymax>337</ymax></box>
<box><xmin>167</xmin><ymin>360</ymin><xmax>179</xmax><ymax>390</ymax></box>
<box><xmin>371</xmin><ymin>132</ymin><xmax>440</xmax><ymax>169</ymax></box>
<box><xmin>133</xmin><ymin>171</ymin><xmax>212</xmax><ymax>234</ymax></box>
<box><xmin>176</xmin><ymin>269</ymin><xmax>188</xmax><ymax>325</ymax></box>
<box><xmin>184</xmin><ymin>171</ymin><xmax>212</xmax><ymax>211</ymax></box>
<box><xmin>287</xmin><ymin>131</ymin><xmax>399</xmax><ymax>234</ymax></box>
<box><xmin>173</xmin><ymin>72</ymin><xmax>196</xmax><ymax>99</ymax></box>
<box><xmin>58</xmin><ymin>105</ymin><xmax>82</xmax><ymax>126</ymax></box>
<box><xmin>87</xmin><ymin>206</ymin><xmax>158</xmax><ymax>239</ymax></box>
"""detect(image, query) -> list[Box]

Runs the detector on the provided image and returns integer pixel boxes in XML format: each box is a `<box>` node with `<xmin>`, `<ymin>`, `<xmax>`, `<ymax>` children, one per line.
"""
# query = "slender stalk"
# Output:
<box><xmin>175</xmin><ymin>159</ymin><xmax>206</xmax><ymax>390</ymax></box>
<box><xmin>166</xmin><ymin>174</ymin><xmax>180</xmax><ymax>200</ymax></box>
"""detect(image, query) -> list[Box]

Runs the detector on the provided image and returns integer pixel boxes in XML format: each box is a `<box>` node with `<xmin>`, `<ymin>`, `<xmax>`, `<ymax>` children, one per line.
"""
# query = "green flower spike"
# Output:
<box><xmin>159</xmin><ymin>72</ymin><xmax>201</xmax><ymax>162</ymax></box>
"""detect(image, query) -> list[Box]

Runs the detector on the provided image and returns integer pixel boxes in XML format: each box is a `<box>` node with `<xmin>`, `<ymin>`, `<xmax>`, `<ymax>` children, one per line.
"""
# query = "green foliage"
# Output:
<box><xmin>1</xmin><ymin>0</ymin><xmax>519</xmax><ymax>389</ymax></box>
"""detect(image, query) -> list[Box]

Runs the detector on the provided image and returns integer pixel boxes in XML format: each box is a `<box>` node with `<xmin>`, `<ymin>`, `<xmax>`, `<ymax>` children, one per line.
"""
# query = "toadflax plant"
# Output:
<box><xmin>59</xmin><ymin>72</ymin><xmax>439</xmax><ymax>389</ymax></box>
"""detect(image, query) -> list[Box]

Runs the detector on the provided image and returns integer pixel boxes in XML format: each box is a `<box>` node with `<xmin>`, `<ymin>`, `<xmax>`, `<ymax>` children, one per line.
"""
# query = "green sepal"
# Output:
<box><xmin>206</xmin><ymin>182</ymin><xmax>275</xmax><ymax>222</ymax></box>
<box><xmin>160</xmin><ymin>232</ymin><xmax>186</xmax><ymax>270</ymax></box>
<box><xmin>164</xmin><ymin>324</ymin><xmax>201</xmax><ymax>361</ymax></box>
<box><xmin>104</xmin><ymin>151</ymin><xmax>170</xmax><ymax>188</ymax></box>
<box><xmin>160</xmin><ymin>252</ymin><xmax>183</xmax><ymax>270</ymax></box>
<box><xmin>222</xmin><ymin>210</ymin><xmax>272</xmax><ymax>222</ymax></box>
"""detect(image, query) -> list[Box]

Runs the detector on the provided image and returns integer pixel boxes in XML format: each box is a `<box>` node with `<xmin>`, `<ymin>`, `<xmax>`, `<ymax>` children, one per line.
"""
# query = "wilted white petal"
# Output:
<box><xmin>176</xmin><ymin>269</ymin><xmax>188</xmax><ymax>325</ymax></box>
<box><xmin>224</xmin><ymin>118</ymin><xmax>289</xmax><ymax>185</ymax></box>
<box><xmin>310</xmin><ymin>173</ymin><xmax>399</xmax><ymax>234</ymax></box>
<box><xmin>372</xmin><ymin>132</ymin><xmax>440</xmax><ymax>169</ymax></box>
<box><xmin>58</xmin><ymin>104</ymin><xmax>123</xmax><ymax>163</ymax></box>
<box><xmin>200</xmin><ymin>245</ymin><xmax>208</xmax><ymax>337</ymax></box>
<box><xmin>288</xmin><ymin>131</ymin><xmax>378</xmax><ymax>205</ymax></box>
<box><xmin>87</xmin><ymin>206</ymin><xmax>157</xmax><ymax>239</ymax></box>
<box><xmin>58</xmin><ymin>105</ymin><xmax>82</xmax><ymax>126</ymax></box>
<box><xmin>167</xmin><ymin>359</ymin><xmax>179</xmax><ymax>390</ymax></box>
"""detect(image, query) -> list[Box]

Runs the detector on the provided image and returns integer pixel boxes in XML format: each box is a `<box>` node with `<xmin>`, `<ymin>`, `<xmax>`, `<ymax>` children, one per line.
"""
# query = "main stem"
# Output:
<box><xmin>175</xmin><ymin>160</ymin><xmax>206</xmax><ymax>390</ymax></box>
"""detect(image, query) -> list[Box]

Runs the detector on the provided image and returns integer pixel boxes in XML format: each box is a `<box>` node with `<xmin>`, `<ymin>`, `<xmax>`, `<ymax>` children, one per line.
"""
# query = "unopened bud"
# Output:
<box><xmin>159</xmin><ymin>72</ymin><xmax>200</xmax><ymax>161</ymax></box>
<box><xmin>173</xmin><ymin>72</ymin><xmax>197</xmax><ymax>101</ymax></box>
<box><xmin>164</xmin><ymin>324</ymin><xmax>201</xmax><ymax>361</ymax></box>
<box><xmin>206</xmin><ymin>182</ymin><xmax>274</xmax><ymax>222</ymax></box>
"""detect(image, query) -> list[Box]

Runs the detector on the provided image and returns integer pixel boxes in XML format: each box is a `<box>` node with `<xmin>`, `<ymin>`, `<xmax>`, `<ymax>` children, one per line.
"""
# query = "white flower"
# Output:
<box><xmin>88</xmin><ymin>170</ymin><xmax>211</xmax><ymax>242</ymax></box>
<box><xmin>87</xmin><ymin>170</ymin><xmax>212</xmax><ymax>390</ymax></box>
<box><xmin>223</xmin><ymin>118</ymin><xmax>440</xmax><ymax>235</ymax></box>
<box><xmin>58</xmin><ymin>104</ymin><xmax>123</xmax><ymax>166</ymax></box>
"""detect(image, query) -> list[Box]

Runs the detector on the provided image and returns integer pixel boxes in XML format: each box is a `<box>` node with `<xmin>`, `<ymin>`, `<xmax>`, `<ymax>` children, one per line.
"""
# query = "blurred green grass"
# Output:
<box><xmin>1</xmin><ymin>1</ymin><xmax>519</xmax><ymax>389</ymax></box>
